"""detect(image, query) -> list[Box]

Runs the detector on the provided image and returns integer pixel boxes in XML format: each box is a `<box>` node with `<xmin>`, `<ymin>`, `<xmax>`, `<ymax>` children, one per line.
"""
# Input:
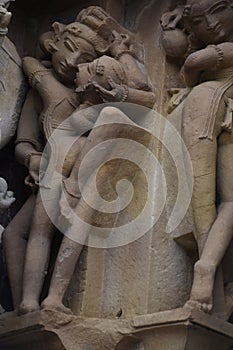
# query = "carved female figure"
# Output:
<box><xmin>162</xmin><ymin>0</ymin><xmax>233</xmax><ymax>314</ymax></box>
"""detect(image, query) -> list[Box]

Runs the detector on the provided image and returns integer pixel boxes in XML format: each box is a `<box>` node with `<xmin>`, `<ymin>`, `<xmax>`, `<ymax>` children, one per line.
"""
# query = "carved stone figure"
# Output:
<box><xmin>3</xmin><ymin>6</ymin><xmax>155</xmax><ymax>314</ymax></box>
<box><xmin>0</xmin><ymin>0</ymin><xmax>21</xmax><ymax>232</ymax></box>
<box><xmin>0</xmin><ymin>0</ymin><xmax>26</xmax><ymax>149</ymax></box>
<box><xmin>0</xmin><ymin>177</ymin><xmax>15</xmax><ymax>211</ymax></box>
<box><xmin>0</xmin><ymin>176</ymin><xmax>15</xmax><ymax>238</ymax></box>
<box><xmin>161</xmin><ymin>0</ymin><xmax>233</xmax><ymax>316</ymax></box>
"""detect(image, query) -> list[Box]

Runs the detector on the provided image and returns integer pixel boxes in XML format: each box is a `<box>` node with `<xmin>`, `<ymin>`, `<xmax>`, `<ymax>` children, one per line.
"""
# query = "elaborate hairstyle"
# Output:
<box><xmin>184</xmin><ymin>0</ymin><xmax>233</xmax><ymax>18</ymax></box>
<box><xmin>40</xmin><ymin>6</ymin><xmax>145</xmax><ymax>62</ymax></box>
<box><xmin>77</xmin><ymin>6</ymin><xmax>144</xmax><ymax>62</ymax></box>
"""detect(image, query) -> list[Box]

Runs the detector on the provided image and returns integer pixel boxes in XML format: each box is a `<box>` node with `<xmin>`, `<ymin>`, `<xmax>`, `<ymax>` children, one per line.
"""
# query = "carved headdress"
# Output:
<box><xmin>41</xmin><ymin>6</ymin><xmax>144</xmax><ymax>62</ymax></box>
<box><xmin>77</xmin><ymin>6</ymin><xmax>144</xmax><ymax>60</ymax></box>
<box><xmin>184</xmin><ymin>0</ymin><xmax>233</xmax><ymax>17</ymax></box>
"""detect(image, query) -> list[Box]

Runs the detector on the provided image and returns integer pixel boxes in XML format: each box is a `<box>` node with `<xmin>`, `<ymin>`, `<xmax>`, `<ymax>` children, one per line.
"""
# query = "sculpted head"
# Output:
<box><xmin>185</xmin><ymin>0</ymin><xmax>233</xmax><ymax>44</ymax></box>
<box><xmin>41</xmin><ymin>21</ymin><xmax>108</xmax><ymax>84</ymax></box>
<box><xmin>0</xmin><ymin>0</ymin><xmax>14</xmax><ymax>32</ymax></box>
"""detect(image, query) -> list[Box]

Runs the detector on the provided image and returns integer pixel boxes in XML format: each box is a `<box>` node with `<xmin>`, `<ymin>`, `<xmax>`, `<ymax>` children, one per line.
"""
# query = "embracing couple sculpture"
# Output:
<box><xmin>2</xmin><ymin>0</ymin><xmax>233</xmax><ymax>320</ymax></box>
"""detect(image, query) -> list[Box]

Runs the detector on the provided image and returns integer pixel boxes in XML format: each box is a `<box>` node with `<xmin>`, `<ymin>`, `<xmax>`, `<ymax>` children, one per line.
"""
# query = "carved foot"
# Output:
<box><xmin>41</xmin><ymin>298</ymin><xmax>72</xmax><ymax>315</ymax></box>
<box><xmin>185</xmin><ymin>260</ymin><xmax>215</xmax><ymax>313</ymax></box>
<box><xmin>18</xmin><ymin>300</ymin><xmax>40</xmax><ymax>315</ymax></box>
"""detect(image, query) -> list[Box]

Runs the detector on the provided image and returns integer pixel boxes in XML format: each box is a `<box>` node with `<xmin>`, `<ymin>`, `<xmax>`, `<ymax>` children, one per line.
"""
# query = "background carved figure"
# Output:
<box><xmin>0</xmin><ymin>0</ymin><xmax>26</xmax><ymax>150</ymax></box>
<box><xmin>161</xmin><ymin>0</ymin><xmax>233</xmax><ymax>318</ymax></box>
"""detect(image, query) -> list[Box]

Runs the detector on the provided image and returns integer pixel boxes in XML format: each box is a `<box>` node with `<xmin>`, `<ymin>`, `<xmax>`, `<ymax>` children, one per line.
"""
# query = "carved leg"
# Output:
<box><xmin>41</xmin><ymin>237</ymin><xmax>83</xmax><ymax>314</ymax></box>
<box><xmin>187</xmin><ymin>140</ymin><xmax>233</xmax><ymax>313</ymax></box>
<box><xmin>42</xmin><ymin>189</ymin><xmax>95</xmax><ymax>314</ymax></box>
<box><xmin>182</xmin><ymin>84</ymin><xmax>224</xmax><ymax>253</ymax></box>
<box><xmin>182</xmin><ymin>85</ymin><xmax>228</xmax><ymax>313</ymax></box>
<box><xmin>64</xmin><ymin>107</ymin><xmax>127</xmax><ymax>208</ymax></box>
<box><xmin>19</xmin><ymin>192</ymin><xmax>56</xmax><ymax>315</ymax></box>
<box><xmin>188</xmin><ymin>202</ymin><xmax>233</xmax><ymax>312</ymax></box>
<box><xmin>2</xmin><ymin>194</ymin><xmax>36</xmax><ymax>310</ymax></box>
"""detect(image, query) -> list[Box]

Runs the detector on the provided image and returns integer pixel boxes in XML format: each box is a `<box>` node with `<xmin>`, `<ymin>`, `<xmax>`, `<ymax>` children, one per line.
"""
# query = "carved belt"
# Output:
<box><xmin>199</xmin><ymin>76</ymin><xmax>233</xmax><ymax>140</ymax></box>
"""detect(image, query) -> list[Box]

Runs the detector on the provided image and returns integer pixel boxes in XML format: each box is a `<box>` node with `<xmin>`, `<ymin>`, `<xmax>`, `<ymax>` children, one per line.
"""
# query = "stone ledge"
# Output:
<box><xmin>0</xmin><ymin>308</ymin><xmax>232</xmax><ymax>350</ymax></box>
<box><xmin>133</xmin><ymin>307</ymin><xmax>233</xmax><ymax>336</ymax></box>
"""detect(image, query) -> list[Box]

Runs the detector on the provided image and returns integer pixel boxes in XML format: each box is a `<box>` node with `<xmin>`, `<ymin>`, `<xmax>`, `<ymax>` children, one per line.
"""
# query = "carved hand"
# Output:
<box><xmin>91</xmin><ymin>77</ymin><xmax>127</xmax><ymax>103</ymax></box>
<box><xmin>0</xmin><ymin>5</ymin><xmax>11</xmax><ymax>29</ymax></box>
<box><xmin>109</xmin><ymin>30</ymin><xmax>131</xmax><ymax>58</ymax></box>
<box><xmin>160</xmin><ymin>7</ymin><xmax>184</xmax><ymax>30</ymax></box>
<box><xmin>26</xmin><ymin>153</ymin><xmax>42</xmax><ymax>188</ymax></box>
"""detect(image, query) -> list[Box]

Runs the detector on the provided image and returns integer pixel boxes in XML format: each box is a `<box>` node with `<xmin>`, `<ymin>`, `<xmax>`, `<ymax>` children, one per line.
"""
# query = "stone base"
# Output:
<box><xmin>0</xmin><ymin>308</ymin><xmax>232</xmax><ymax>350</ymax></box>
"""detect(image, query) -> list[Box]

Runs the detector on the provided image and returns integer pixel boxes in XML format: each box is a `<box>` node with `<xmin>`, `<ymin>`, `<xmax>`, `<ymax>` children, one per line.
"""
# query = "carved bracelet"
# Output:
<box><xmin>208</xmin><ymin>45</ymin><xmax>224</xmax><ymax>71</ymax></box>
<box><xmin>28</xmin><ymin>69</ymin><xmax>50</xmax><ymax>87</ymax></box>
<box><xmin>115</xmin><ymin>50</ymin><xmax>136</xmax><ymax>60</ymax></box>
<box><xmin>121</xmin><ymin>84</ymin><xmax>129</xmax><ymax>102</ymax></box>
<box><xmin>25</xmin><ymin>152</ymin><xmax>42</xmax><ymax>168</ymax></box>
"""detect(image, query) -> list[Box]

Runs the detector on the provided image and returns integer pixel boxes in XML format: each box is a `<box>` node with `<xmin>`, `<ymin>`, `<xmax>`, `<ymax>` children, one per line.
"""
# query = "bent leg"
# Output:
<box><xmin>41</xmin><ymin>194</ymin><xmax>93</xmax><ymax>313</ymax></box>
<box><xmin>2</xmin><ymin>194</ymin><xmax>36</xmax><ymax>309</ymax></box>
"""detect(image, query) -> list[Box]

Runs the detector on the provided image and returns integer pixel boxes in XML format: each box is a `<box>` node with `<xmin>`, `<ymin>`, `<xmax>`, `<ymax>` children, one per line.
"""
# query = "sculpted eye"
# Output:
<box><xmin>192</xmin><ymin>17</ymin><xmax>202</xmax><ymax>25</ymax></box>
<box><xmin>64</xmin><ymin>39</ymin><xmax>75</xmax><ymax>52</ymax></box>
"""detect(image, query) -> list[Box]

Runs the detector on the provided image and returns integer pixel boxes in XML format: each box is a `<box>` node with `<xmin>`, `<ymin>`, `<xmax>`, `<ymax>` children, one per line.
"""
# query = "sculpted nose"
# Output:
<box><xmin>65</xmin><ymin>53</ymin><xmax>81</xmax><ymax>68</ymax></box>
<box><xmin>65</xmin><ymin>56</ymin><xmax>76</xmax><ymax>68</ymax></box>
<box><xmin>205</xmin><ymin>14</ymin><xmax>219</xmax><ymax>30</ymax></box>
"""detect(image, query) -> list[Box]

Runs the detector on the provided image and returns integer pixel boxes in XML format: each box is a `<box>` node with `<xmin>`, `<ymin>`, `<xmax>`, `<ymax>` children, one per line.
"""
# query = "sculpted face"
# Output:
<box><xmin>189</xmin><ymin>0</ymin><xmax>233</xmax><ymax>44</ymax></box>
<box><xmin>50</xmin><ymin>22</ymin><xmax>98</xmax><ymax>84</ymax></box>
<box><xmin>0</xmin><ymin>0</ymin><xmax>14</xmax><ymax>9</ymax></box>
<box><xmin>0</xmin><ymin>0</ymin><xmax>13</xmax><ymax>29</ymax></box>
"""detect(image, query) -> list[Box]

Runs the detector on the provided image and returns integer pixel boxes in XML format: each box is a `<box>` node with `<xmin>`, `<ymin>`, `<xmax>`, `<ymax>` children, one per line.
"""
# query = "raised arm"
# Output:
<box><xmin>91</xmin><ymin>31</ymin><xmax>156</xmax><ymax>108</ymax></box>
<box><xmin>160</xmin><ymin>6</ymin><xmax>189</xmax><ymax>60</ymax></box>
<box><xmin>183</xmin><ymin>42</ymin><xmax>233</xmax><ymax>87</ymax></box>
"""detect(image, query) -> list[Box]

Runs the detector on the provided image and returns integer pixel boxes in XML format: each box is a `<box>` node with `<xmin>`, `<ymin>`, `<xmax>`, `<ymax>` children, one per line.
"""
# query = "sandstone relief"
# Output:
<box><xmin>3</xmin><ymin>5</ymin><xmax>156</xmax><ymax>315</ymax></box>
<box><xmin>0</xmin><ymin>1</ymin><xmax>233</xmax><ymax>349</ymax></box>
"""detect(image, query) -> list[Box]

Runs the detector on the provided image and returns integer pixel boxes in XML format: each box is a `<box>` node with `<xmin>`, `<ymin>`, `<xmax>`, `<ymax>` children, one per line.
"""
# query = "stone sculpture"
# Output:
<box><xmin>161</xmin><ymin>0</ymin><xmax>233</xmax><ymax>317</ymax></box>
<box><xmin>0</xmin><ymin>177</ymin><xmax>15</xmax><ymax>237</ymax></box>
<box><xmin>3</xmin><ymin>6</ymin><xmax>155</xmax><ymax>314</ymax></box>
<box><xmin>0</xmin><ymin>0</ymin><xmax>26</xmax><ymax>150</ymax></box>
<box><xmin>0</xmin><ymin>177</ymin><xmax>15</xmax><ymax>211</ymax></box>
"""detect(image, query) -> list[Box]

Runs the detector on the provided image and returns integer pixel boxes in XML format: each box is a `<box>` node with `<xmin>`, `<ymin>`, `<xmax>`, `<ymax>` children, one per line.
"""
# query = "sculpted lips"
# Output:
<box><xmin>59</xmin><ymin>60</ymin><xmax>75</xmax><ymax>76</ymax></box>
<box><xmin>59</xmin><ymin>61</ymin><xmax>69</xmax><ymax>73</ymax></box>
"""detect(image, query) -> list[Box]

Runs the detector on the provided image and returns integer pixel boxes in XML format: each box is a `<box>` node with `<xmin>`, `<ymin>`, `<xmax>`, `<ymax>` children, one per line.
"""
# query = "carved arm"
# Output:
<box><xmin>183</xmin><ymin>42</ymin><xmax>233</xmax><ymax>87</ymax></box>
<box><xmin>15</xmin><ymin>89</ymin><xmax>43</xmax><ymax>168</ymax></box>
